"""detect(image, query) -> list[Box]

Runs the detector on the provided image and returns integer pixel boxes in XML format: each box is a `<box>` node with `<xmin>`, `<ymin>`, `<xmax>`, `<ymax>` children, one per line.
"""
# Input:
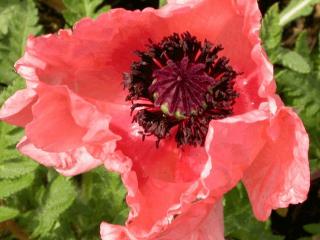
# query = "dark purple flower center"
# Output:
<box><xmin>150</xmin><ymin>57</ymin><xmax>213</xmax><ymax>118</ymax></box>
<box><xmin>124</xmin><ymin>32</ymin><xmax>239</xmax><ymax>147</ymax></box>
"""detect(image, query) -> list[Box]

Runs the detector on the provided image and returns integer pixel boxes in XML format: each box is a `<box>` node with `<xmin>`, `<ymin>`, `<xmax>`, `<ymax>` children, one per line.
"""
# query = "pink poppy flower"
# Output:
<box><xmin>0</xmin><ymin>0</ymin><xmax>310</xmax><ymax>239</ymax></box>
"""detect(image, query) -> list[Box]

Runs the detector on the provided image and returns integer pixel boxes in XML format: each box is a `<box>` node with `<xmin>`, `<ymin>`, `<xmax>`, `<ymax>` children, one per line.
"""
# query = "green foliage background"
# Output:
<box><xmin>0</xmin><ymin>0</ymin><xmax>319</xmax><ymax>239</ymax></box>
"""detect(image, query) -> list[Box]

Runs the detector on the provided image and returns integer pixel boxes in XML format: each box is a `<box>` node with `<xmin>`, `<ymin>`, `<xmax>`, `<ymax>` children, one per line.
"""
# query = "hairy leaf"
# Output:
<box><xmin>0</xmin><ymin>158</ymin><xmax>38</xmax><ymax>179</ymax></box>
<box><xmin>0</xmin><ymin>206</ymin><xmax>19</xmax><ymax>223</ymax></box>
<box><xmin>32</xmin><ymin>175</ymin><xmax>77</xmax><ymax>238</ymax></box>
<box><xmin>224</xmin><ymin>184</ymin><xmax>284</xmax><ymax>240</ymax></box>
<box><xmin>62</xmin><ymin>168</ymin><xmax>128</xmax><ymax>238</ymax></box>
<box><xmin>0</xmin><ymin>122</ymin><xmax>24</xmax><ymax>150</ymax></box>
<box><xmin>295</xmin><ymin>31</ymin><xmax>312</xmax><ymax>60</ymax></box>
<box><xmin>317</xmin><ymin>32</ymin><xmax>320</xmax><ymax>77</ymax></box>
<box><xmin>159</xmin><ymin>0</ymin><xmax>167</xmax><ymax>8</ymax></box>
<box><xmin>279</xmin><ymin>49</ymin><xmax>311</xmax><ymax>73</ymax></box>
<box><xmin>276</xmin><ymin>66</ymin><xmax>320</xmax><ymax>170</ymax></box>
<box><xmin>261</xmin><ymin>3</ymin><xmax>282</xmax><ymax>62</ymax></box>
<box><xmin>0</xmin><ymin>1</ymin><xmax>18</xmax><ymax>36</ymax></box>
<box><xmin>0</xmin><ymin>173</ymin><xmax>35</xmax><ymax>198</ymax></box>
<box><xmin>62</xmin><ymin>0</ymin><xmax>110</xmax><ymax>25</ymax></box>
<box><xmin>303</xmin><ymin>223</ymin><xmax>320</xmax><ymax>235</ymax></box>
<box><xmin>0</xmin><ymin>0</ymin><xmax>41</xmax><ymax>86</ymax></box>
<box><xmin>276</xmin><ymin>68</ymin><xmax>320</xmax><ymax>130</ymax></box>
<box><xmin>0</xmin><ymin>78</ymin><xmax>25</xmax><ymax>105</ymax></box>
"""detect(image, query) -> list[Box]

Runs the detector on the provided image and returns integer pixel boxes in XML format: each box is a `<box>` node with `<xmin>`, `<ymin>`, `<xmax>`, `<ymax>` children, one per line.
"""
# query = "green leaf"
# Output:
<box><xmin>11</xmin><ymin>0</ymin><xmax>42</xmax><ymax>57</ymax></box>
<box><xmin>279</xmin><ymin>0</ymin><xmax>320</xmax><ymax>26</ymax></box>
<box><xmin>90</xmin><ymin>168</ymin><xmax>128</xmax><ymax>224</ymax></box>
<box><xmin>112</xmin><ymin>208</ymin><xmax>130</xmax><ymax>225</ymax></box>
<box><xmin>0</xmin><ymin>173</ymin><xmax>35</xmax><ymax>198</ymax></box>
<box><xmin>310</xmin><ymin>158</ymin><xmax>320</xmax><ymax>172</ymax></box>
<box><xmin>303</xmin><ymin>224</ymin><xmax>320</xmax><ymax>235</ymax></box>
<box><xmin>316</xmin><ymin>32</ymin><xmax>320</xmax><ymax>77</ymax></box>
<box><xmin>0</xmin><ymin>1</ymin><xmax>17</xmax><ymax>36</ymax></box>
<box><xmin>159</xmin><ymin>0</ymin><xmax>167</xmax><ymax>8</ymax></box>
<box><xmin>0</xmin><ymin>0</ymin><xmax>41</xmax><ymax>86</ymax></box>
<box><xmin>0</xmin><ymin>158</ymin><xmax>38</xmax><ymax>179</ymax></box>
<box><xmin>278</xmin><ymin>71</ymin><xmax>320</xmax><ymax>114</ymax></box>
<box><xmin>261</xmin><ymin>3</ymin><xmax>282</xmax><ymax>61</ymax></box>
<box><xmin>62</xmin><ymin>0</ymin><xmax>110</xmax><ymax>25</ymax></box>
<box><xmin>276</xmin><ymin>65</ymin><xmax>320</xmax><ymax>170</ymax></box>
<box><xmin>58</xmin><ymin>168</ymin><xmax>128</xmax><ymax>238</ymax></box>
<box><xmin>276</xmin><ymin>68</ymin><xmax>320</xmax><ymax>130</ymax></box>
<box><xmin>224</xmin><ymin>184</ymin><xmax>283</xmax><ymax>240</ymax></box>
<box><xmin>0</xmin><ymin>150</ymin><xmax>22</xmax><ymax>163</ymax></box>
<box><xmin>0</xmin><ymin>78</ymin><xmax>25</xmax><ymax>105</ymax></box>
<box><xmin>294</xmin><ymin>31</ymin><xmax>312</xmax><ymax>60</ymax></box>
<box><xmin>32</xmin><ymin>175</ymin><xmax>77</xmax><ymax>237</ymax></box>
<box><xmin>0</xmin><ymin>122</ymin><xmax>24</xmax><ymax>151</ymax></box>
<box><xmin>0</xmin><ymin>206</ymin><xmax>19</xmax><ymax>222</ymax></box>
<box><xmin>0</xmin><ymin>122</ymin><xmax>23</xmax><ymax>152</ymax></box>
<box><xmin>261</xmin><ymin>3</ymin><xmax>282</xmax><ymax>49</ymax></box>
<box><xmin>279</xmin><ymin>49</ymin><xmax>311</xmax><ymax>73</ymax></box>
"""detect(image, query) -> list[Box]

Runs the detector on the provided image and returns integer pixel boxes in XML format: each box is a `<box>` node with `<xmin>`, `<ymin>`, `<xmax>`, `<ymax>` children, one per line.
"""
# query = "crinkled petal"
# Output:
<box><xmin>204</xmin><ymin>109</ymin><xmax>270</xmax><ymax>196</ymax></box>
<box><xmin>0</xmin><ymin>88</ymin><xmax>37</xmax><ymax>126</ymax></box>
<box><xmin>25</xmin><ymin>84</ymin><xmax>119</xmax><ymax>152</ymax></box>
<box><xmin>157</xmin><ymin>200</ymin><xmax>224</xmax><ymax>240</ymax></box>
<box><xmin>90</xmin><ymin>0</ymin><xmax>276</xmax><ymax>147</ymax></box>
<box><xmin>25</xmin><ymin>85</ymin><xmax>86</xmax><ymax>151</ymax></box>
<box><xmin>101</xmin><ymin>200</ymin><xmax>224</xmax><ymax>240</ymax></box>
<box><xmin>15</xmin><ymin>10</ymin><xmax>170</xmax><ymax>105</ymax></box>
<box><xmin>242</xmin><ymin>107</ymin><xmax>310</xmax><ymax>220</ymax></box>
<box><xmin>2</xmin><ymin>0</ymin><xmax>309</xmax><ymax>238</ymax></box>
<box><xmin>15</xmin><ymin>0</ymin><xmax>274</xmax><ymax>116</ymax></box>
<box><xmin>100</xmin><ymin>224</ymin><xmax>131</xmax><ymax>240</ymax></box>
<box><xmin>118</xmin><ymin>132</ymin><xmax>210</xmax><ymax>182</ymax></box>
<box><xmin>101</xmin><ymin>140</ymin><xmax>212</xmax><ymax>239</ymax></box>
<box><xmin>17</xmin><ymin>137</ymin><xmax>105</xmax><ymax>176</ymax></box>
<box><xmin>14</xmin><ymin>84</ymin><xmax>120</xmax><ymax>175</ymax></box>
<box><xmin>159</xmin><ymin>0</ymin><xmax>275</xmax><ymax>114</ymax></box>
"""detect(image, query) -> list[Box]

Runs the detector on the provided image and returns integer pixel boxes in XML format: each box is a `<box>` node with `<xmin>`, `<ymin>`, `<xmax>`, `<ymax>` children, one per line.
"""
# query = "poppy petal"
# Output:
<box><xmin>17</xmin><ymin>137</ymin><xmax>106</xmax><ymax>176</ymax></box>
<box><xmin>0</xmin><ymin>88</ymin><xmax>37</xmax><ymax>126</ymax></box>
<box><xmin>242</xmin><ymin>107</ymin><xmax>310</xmax><ymax>220</ymax></box>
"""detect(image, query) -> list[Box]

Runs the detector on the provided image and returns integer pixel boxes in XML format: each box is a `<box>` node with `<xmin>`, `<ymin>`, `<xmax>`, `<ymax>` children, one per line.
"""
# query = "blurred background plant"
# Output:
<box><xmin>0</xmin><ymin>0</ymin><xmax>319</xmax><ymax>239</ymax></box>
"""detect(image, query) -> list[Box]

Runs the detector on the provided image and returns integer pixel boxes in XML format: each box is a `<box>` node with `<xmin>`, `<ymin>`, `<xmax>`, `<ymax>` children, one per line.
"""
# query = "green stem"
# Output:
<box><xmin>279</xmin><ymin>0</ymin><xmax>314</xmax><ymax>26</ymax></box>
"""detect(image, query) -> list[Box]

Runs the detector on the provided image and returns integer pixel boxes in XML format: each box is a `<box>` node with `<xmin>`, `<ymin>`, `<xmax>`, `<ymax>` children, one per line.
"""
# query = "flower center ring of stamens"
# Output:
<box><xmin>124</xmin><ymin>32</ymin><xmax>239</xmax><ymax>147</ymax></box>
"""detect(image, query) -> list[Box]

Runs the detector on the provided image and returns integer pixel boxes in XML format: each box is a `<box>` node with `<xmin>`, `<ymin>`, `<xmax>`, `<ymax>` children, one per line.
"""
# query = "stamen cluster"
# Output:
<box><xmin>124</xmin><ymin>32</ymin><xmax>238</xmax><ymax>147</ymax></box>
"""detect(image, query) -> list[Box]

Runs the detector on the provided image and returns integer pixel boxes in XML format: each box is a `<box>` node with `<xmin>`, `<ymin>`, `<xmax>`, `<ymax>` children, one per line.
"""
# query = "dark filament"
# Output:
<box><xmin>124</xmin><ymin>32</ymin><xmax>238</xmax><ymax>147</ymax></box>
